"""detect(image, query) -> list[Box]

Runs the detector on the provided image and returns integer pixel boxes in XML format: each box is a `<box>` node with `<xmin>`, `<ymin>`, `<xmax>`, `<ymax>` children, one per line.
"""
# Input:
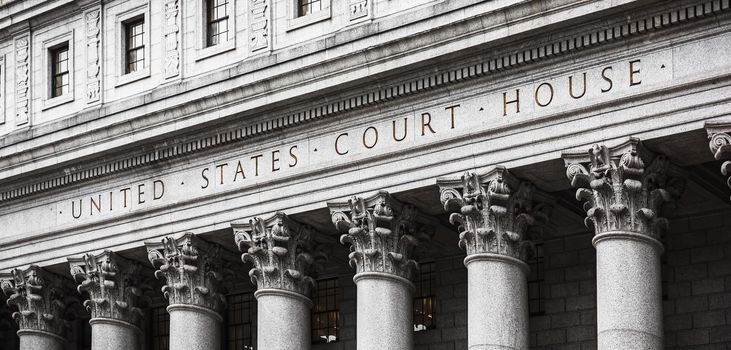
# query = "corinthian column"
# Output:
<box><xmin>564</xmin><ymin>138</ymin><xmax>685</xmax><ymax>350</ymax></box>
<box><xmin>329</xmin><ymin>191</ymin><xmax>432</xmax><ymax>350</ymax></box>
<box><xmin>438</xmin><ymin>166</ymin><xmax>551</xmax><ymax>350</ymax></box>
<box><xmin>68</xmin><ymin>250</ymin><xmax>144</xmax><ymax>350</ymax></box>
<box><xmin>146</xmin><ymin>233</ymin><xmax>227</xmax><ymax>350</ymax></box>
<box><xmin>0</xmin><ymin>266</ymin><xmax>69</xmax><ymax>350</ymax></box>
<box><xmin>232</xmin><ymin>212</ymin><xmax>324</xmax><ymax>350</ymax></box>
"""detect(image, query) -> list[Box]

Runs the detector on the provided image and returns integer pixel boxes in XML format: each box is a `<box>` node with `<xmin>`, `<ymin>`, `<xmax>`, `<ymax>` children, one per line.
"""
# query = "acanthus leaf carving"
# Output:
<box><xmin>231</xmin><ymin>212</ymin><xmax>326</xmax><ymax>297</ymax></box>
<box><xmin>14</xmin><ymin>35</ymin><xmax>30</xmax><ymax>126</ymax></box>
<box><xmin>145</xmin><ymin>233</ymin><xmax>226</xmax><ymax>311</ymax></box>
<box><xmin>68</xmin><ymin>250</ymin><xmax>145</xmax><ymax>326</ymax></box>
<box><xmin>249</xmin><ymin>0</ymin><xmax>269</xmax><ymax>52</ymax></box>
<box><xmin>438</xmin><ymin>166</ymin><xmax>552</xmax><ymax>261</ymax></box>
<box><xmin>328</xmin><ymin>191</ymin><xmax>432</xmax><ymax>281</ymax></box>
<box><xmin>85</xmin><ymin>8</ymin><xmax>101</xmax><ymax>103</ymax></box>
<box><xmin>163</xmin><ymin>0</ymin><xmax>181</xmax><ymax>78</ymax></box>
<box><xmin>564</xmin><ymin>138</ymin><xmax>686</xmax><ymax>239</ymax></box>
<box><xmin>0</xmin><ymin>266</ymin><xmax>70</xmax><ymax>336</ymax></box>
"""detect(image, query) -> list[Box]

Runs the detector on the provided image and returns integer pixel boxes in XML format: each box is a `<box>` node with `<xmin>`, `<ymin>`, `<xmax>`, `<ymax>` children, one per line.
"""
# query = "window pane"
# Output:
<box><xmin>125</xmin><ymin>18</ymin><xmax>145</xmax><ymax>73</ymax></box>
<box><xmin>226</xmin><ymin>292</ymin><xmax>255</xmax><ymax>350</ymax></box>
<box><xmin>312</xmin><ymin>277</ymin><xmax>339</xmax><ymax>344</ymax></box>
<box><xmin>51</xmin><ymin>44</ymin><xmax>70</xmax><ymax>98</ymax></box>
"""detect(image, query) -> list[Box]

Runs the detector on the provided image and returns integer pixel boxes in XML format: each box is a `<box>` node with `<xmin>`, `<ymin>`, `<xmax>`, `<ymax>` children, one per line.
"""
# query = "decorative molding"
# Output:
<box><xmin>0</xmin><ymin>56</ymin><xmax>5</xmax><ymax>125</ymax></box>
<box><xmin>563</xmin><ymin>138</ymin><xmax>686</xmax><ymax>239</ymax></box>
<box><xmin>0</xmin><ymin>266</ymin><xmax>69</xmax><ymax>336</ymax></box>
<box><xmin>328</xmin><ymin>191</ymin><xmax>432</xmax><ymax>280</ymax></box>
<box><xmin>14</xmin><ymin>35</ymin><xmax>30</xmax><ymax>126</ymax></box>
<box><xmin>163</xmin><ymin>0</ymin><xmax>181</xmax><ymax>79</ymax></box>
<box><xmin>706</xmin><ymin>123</ymin><xmax>731</xmax><ymax>201</ymax></box>
<box><xmin>146</xmin><ymin>233</ymin><xmax>226</xmax><ymax>311</ymax></box>
<box><xmin>1</xmin><ymin>0</ymin><xmax>729</xmax><ymax>203</ymax></box>
<box><xmin>68</xmin><ymin>250</ymin><xmax>144</xmax><ymax>327</ymax></box>
<box><xmin>232</xmin><ymin>212</ymin><xmax>325</xmax><ymax>296</ymax></box>
<box><xmin>437</xmin><ymin>166</ymin><xmax>552</xmax><ymax>261</ymax></box>
<box><xmin>85</xmin><ymin>8</ymin><xmax>102</xmax><ymax>103</ymax></box>
<box><xmin>249</xmin><ymin>0</ymin><xmax>270</xmax><ymax>52</ymax></box>
<box><xmin>349</xmin><ymin>0</ymin><xmax>368</xmax><ymax>20</ymax></box>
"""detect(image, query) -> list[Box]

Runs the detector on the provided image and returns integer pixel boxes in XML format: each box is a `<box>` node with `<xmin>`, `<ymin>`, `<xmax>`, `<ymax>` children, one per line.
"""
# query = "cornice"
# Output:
<box><xmin>0</xmin><ymin>0</ymin><xmax>728</xmax><ymax>204</ymax></box>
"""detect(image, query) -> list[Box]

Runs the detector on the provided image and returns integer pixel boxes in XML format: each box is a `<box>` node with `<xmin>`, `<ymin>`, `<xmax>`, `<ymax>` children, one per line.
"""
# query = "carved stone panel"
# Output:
<box><xmin>0</xmin><ymin>266</ymin><xmax>69</xmax><ymax>336</ymax></box>
<box><xmin>249</xmin><ymin>0</ymin><xmax>270</xmax><ymax>52</ymax></box>
<box><xmin>146</xmin><ymin>233</ymin><xmax>226</xmax><ymax>311</ymax></box>
<box><xmin>68</xmin><ymin>250</ymin><xmax>144</xmax><ymax>326</ymax></box>
<box><xmin>163</xmin><ymin>0</ymin><xmax>181</xmax><ymax>79</ymax></box>
<box><xmin>232</xmin><ymin>212</ymin><xmax>325</xmax><ymax>296</ymax></box>
<box><xmin>14</xmin><ymin>35</ymin><xmax>30</xmax><ymax>126</ymax></box>
<box><xmin>329</xmin><ymin>191</ymin><xmax>432</xmax><ymax>281</ymax></box>
<box><xmin>349</xmin><ymin>0</ymin><xmax>368</xmax><ymax>20</ymax></box>
<box><xmin>85</xmin><ymin>8</ymin><xmax>102</xmax><ymax>103</ymax></box>
<box><xmin>437</xmin><ymin>166</ymin><xmax>552</xmax><ymax>261</ymax></box>
<box><xmin>0</xmin><ymin>56</ymin><xmax>5</xmax><ymax>125</ymax></box>
<box><xmin>563</xmin><ymin>138</ymin><xmax>686</xmax><ymax>239</ymax></box>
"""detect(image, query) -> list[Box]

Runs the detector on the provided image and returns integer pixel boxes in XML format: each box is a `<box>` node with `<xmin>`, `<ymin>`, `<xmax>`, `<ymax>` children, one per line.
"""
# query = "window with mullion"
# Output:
<box><xmin>207</xmin><ymin>0</ymin><xmax>229</xmax><ymax>47</ymax></box>
<box><xmin>413</xmin><ymin>261</ymin><xmax>435</xmax><ymax>331</ymax></box>
<box><xmin>297</xmin><ymin>0</ymin><xmax>321</xmax><ymax>17</ymax></box>
<box><xmin>50</xmin><ymin>44</ymin><xmax>70</xmax><ymax>98</ymax></box>
<box><xmin>312</xmin><ymin>278</ymin><xmax>338</xmax><ymax>344</ymax></box>
<box><xmin>125</xmin><ymin>18</ymin><xmax>145</xmax><ymax>74</ymax></box>
<box><xmin>528</xmin><ymin>242</ymin><xmax>546</xmax><ymax>315</ymax></box>
<box><xmin>150</xmin><ymin>306</ymin><xmax>169</xmax><ymax>350</ymax></box>
<box><xmin>226</xmin><ymin>292</ymin><xmax>255</xmax><ymax>350</ymax></box>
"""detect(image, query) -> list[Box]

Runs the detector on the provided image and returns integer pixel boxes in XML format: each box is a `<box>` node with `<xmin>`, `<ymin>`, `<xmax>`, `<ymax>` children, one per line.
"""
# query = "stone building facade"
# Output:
<box><xmin>0</xmin><ymin>0</ymin><xmax>731</xmax><ymax>349</ymax></box>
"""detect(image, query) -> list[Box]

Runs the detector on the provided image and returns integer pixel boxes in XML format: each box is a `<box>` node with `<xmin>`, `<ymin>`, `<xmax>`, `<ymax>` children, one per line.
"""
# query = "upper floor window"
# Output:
<box><xmin>413</xmin><ymin>261</ymin><xmax>435</xmax><ymax>331</ymax></box>
<box><xmin>297</xmin><ymin>0</ymin><xmax>321</xmax><ymax>17</ymax></box>
<box><xmin>124</xmin><ymin>17</ymin><xmax>145</xmax><ymax>74</ymax></box>
<box><xmin>206</xmin><ymin>0</ymin><xmax>230</xmax><ymax>47</ymax></box>
<box><xmin>226</xmin><ymin>292</ymin><xmax>255</xmax><ymax>350</ymax></box>
<box><xmin>312</xmin><ymin>277</ymin><xmax>338</xmax><ymax>344</ymax></box>
<box><xmin>50</xmin><ymin>44</ymin><xmax>70</xmax><ymax>98</ymax></box>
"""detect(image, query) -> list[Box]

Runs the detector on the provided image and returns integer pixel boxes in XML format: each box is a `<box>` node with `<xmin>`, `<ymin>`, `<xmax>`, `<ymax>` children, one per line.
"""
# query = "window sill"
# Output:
<box><xmin>115</xmin><ymin>66</ymin><xmax>151</xmax><ymax>88</ymax></box>
<box><xmin>195</xmin><ymin>40</ymin><xmax>236</xmax><ymax>62</ymax></box>
<box><xmin>42</xmin><ymin>93</ymin><xmax>74</xmax><ymax>111</ymax></box>
<box><xmin>287</xmin><ymin>8</ymin><xmax>331</xmax><ymax>32</ymax></box>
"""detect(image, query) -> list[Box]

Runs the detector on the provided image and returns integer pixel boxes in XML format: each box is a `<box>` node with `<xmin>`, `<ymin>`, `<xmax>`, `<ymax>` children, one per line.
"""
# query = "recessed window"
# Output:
<box><xmin>124</xmin><ymin>17</ymin><xmax>145</xmax><ymax>74</ymax></box>
<box><xmin>528</xmin><ymin>242</ymin><xmax>545</xmax><ymax>315</ymax></box>
<box><xmin>226</xmin><ymin>292</ymin><xmax>255</xmax><ymax>350</ymax></box>
<box><xmin>149</xmin><ymin>306</ymin><xmax>169</xmax><ymax>350</ymax></box>
<box><xmin>413</xmin><ymin>261</ymin><xmax>435</xmax><ymax>332</ymax></box>
<box><xmin>206</xmin><ymin>0</ymin><xmax>230</xmax><ymax>47</ymax></box>
<box><xmin>297</xmin><ymin>0</ymin><xmax>321</xmax><ymax>17</ymax></box>
<box><xmin>312</xmin><ymin>278</ymin><xmax>339</xmax><ymax>344</ymax></box>
<box><xmin>50</xmin><ymin>44</ymin><xmax>70</xmax><ymax>98</ymax></box>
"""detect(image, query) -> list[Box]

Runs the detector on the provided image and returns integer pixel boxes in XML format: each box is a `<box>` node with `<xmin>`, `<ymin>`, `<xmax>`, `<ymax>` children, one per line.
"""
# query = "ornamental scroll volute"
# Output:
<box><xmin>146</xmin><ymin>233</ymin><xmax>226</xmax><ymax>311</ymax></box>
<box><xmin>706</xmin><ymin>123</ymin><xmax>731</xmax><ymax>201</ymax></box>
<box><xmin>563</xmin><ymin>138</ymin><xmax>686</xmax><ymax>239</ymax></box>
<box><xmin>231</xmin><ymin>212</ymin><xmax>326</xmax><ymax>297</ymax></box>
<box><xmin>68</xmin><ymin>250</ymin><xmax>145</xmax><ymax>326</ymax></box>
<box><xmin>328</xmin><ymin>191</ymin><xmax>433</xmax><ymax>281</ymax></box>
<box><xmin>0</xmin><ymin>266</ymin><xmax>69</xmax><ymax>336</ymax></box>
<box><xmin>438</xmin><ymin>166</ymin><xmax>552</xmax><ymax>261</ymax></box>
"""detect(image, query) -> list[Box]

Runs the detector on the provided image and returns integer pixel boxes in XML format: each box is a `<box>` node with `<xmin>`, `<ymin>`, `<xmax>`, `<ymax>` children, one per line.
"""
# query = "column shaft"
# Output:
<box><xmin>168</xmin><ymin>305</ymin><xmax>222</xmax><ymax>350</ymax></box>
<box><xmin>89</xmin><ymin>318</ymin><xmax>141</xmax><ymax>350</ymax></box>
<box><xmin>465</xmin><ymin>254</ymin><xmax>528</xmax><ymax>350</ymax></box>
<box><xmin>17</xmin><ymin>330</ymin><xmax>64</xmax><ymax>350</ymax></box>
<box><xmin>256</xmin><ymin>289</ymin><xmax>311</xmax><ymax>350</ymax></box>
<box><xmin>595</xmin><ymin>232</ymin><xmax>663</xmax><ymax>349</ymax></box>
<box><xmin>354</xmin><ymin>272</ymin><xmax>413</xmax><ymax>350</ymax></box>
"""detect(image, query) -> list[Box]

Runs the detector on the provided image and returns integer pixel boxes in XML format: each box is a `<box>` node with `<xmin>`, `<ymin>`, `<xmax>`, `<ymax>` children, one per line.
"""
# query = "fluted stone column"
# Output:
<box><xmin>146</xmin><ymin>233</ymin><xmax>227</xmax><ymax>350</ymax></box>
<box><xmin>68</xmin><ymin>250</ymin><xmax>145</xmax><ymax>350</ymax></box>
<box><xmin>231</xmin><ymin>212</ymin><xmax>325</xmax><ymax>350</ymax></box>
<box><xmin>0</xmin><ymin>266</ymin><xmax>69</xmax><ymax>350</ymax></box>
<box><xmin>564</xmin><ymin>138</ymin><xmax>685</xmax><ymax>350</ymax></box>
<box><xmin>329</xmin><ymin>191</ymin><xmax>432</xmax><ymax>350</ymax></box>
<box><xmin>438</xmin><ymin>166</ymin><xmax>552</xmax><ymax>350</ymax></box>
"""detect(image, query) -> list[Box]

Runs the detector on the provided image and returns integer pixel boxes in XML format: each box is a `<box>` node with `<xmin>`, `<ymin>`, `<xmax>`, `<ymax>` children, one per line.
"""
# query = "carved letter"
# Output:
<box><xmin>601</xmin><ymin>66</ymin><xmax>613</xmax><ymax>93</ymax></box>
<box><xmin>568</xmin><ymin>73</ymin><xmax>587</xmax><ymax>99</ymax></box>
<box><xmin>392</xmin><ymin>118</ymin><xmax>407</xmax><ymax>142</ymax></box>
<box><xmin>503</xmin><ymin>89</ymin><xmax>520</xmax><ymax>116</ymax></box>
<box><xmin>629</xmin><ymin>59</ymin><xmax>641</xmax><ymax>86</ymax></box>
<box><xmin>421</xmin><ymin>113</ymin><xmax>435</xmax><ymax>136</ymax></box>
<box><xmin>534</xmin><ymin>82</ymin><xmax>554</xmax><ymax>107</ymax></box>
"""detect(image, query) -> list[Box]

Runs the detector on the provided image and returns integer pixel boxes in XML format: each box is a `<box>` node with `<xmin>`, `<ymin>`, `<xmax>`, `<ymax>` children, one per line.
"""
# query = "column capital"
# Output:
<box><xmin>438</xmin><ymin>165</ymin><xmax>553</xmax><ymax>261</ymax></box>
<box><xmin>706</xmin><ymin>122</ymin><xmax>731</xmax><ymax>201</ymax></box>
<box><xmin>563</xmin><ymin>137</ymin><xmax>686</xmax><ymax>239</ymax></box>
<box><xmin>231</xmin><ymin>212</ymin><xmax>325</xmax><ymax>297</ymax></box>
<box><xmin>146</xmin><ymin>233</ymin><xmax>226</xmax><ymax>312</ymax></box>
<box><xmin>68</xmin><ymin>250</ymin><xmax>145</xmax><ymax>327</ymax></box>
<box><xmin>328</xmin><ymin>191</ymin><xmax>433</xmax><ymax>281</ymax></box>
<box><xmin>0</xmin><ymin>266</ymin><xmax>70</xmax><ymax>337</ymax></box>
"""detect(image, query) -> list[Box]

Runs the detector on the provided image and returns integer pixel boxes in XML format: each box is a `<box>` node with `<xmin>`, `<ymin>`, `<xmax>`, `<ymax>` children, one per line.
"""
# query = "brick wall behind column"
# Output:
<box><xmin>663</xmin><ymin>210</ymin><xmax>731</xmax><ymax>349</ymax></box>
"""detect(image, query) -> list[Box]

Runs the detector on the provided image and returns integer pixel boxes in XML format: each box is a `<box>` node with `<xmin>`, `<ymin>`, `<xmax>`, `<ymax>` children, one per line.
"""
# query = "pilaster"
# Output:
<box><xmin>0</xmin><ymin>266</ymin><xmax>69</xmax><ymax>338</ymax></box>
<box><xmin>68</xmin><ymin>250</ymin><xmax>145</xmax><ymax>327</ymax></box>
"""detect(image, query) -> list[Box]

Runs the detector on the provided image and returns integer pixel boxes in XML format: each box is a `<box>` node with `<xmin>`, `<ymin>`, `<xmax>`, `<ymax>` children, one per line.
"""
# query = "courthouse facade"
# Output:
<box><xmin>1</xmin><ymin>0</ymin><xmax>731</xmax><ymax>349</ymax></box>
